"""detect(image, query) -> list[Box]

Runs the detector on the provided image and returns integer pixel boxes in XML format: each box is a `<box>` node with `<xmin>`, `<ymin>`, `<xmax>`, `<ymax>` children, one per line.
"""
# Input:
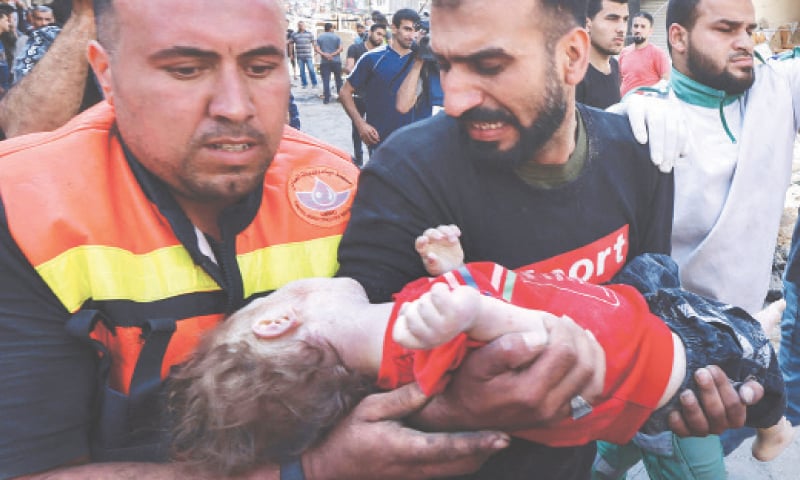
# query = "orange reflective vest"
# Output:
<box><xmin>0</xmin><ymin>101</ymin><xmax>359</xmax><ymax>461</ymax></box>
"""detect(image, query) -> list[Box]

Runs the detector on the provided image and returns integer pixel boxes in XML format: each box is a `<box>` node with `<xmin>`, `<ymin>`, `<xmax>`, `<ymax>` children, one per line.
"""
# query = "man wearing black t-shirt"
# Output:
<box><xmin>576</xmin><ymin>0</ymin><xmax>628</xmax><ymax>109</ymax></box>
<box><xmin>338</xmin><ymin>0</ymin><xmax>765</xmax><ymax>478</ymax></box>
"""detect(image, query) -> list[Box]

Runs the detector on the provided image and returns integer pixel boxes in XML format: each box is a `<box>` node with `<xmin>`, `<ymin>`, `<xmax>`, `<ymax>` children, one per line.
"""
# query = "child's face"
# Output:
<box><xmin>229</xmin><ymin>277</ymin><xmax>368</xmax><ymax>342</ymax></box>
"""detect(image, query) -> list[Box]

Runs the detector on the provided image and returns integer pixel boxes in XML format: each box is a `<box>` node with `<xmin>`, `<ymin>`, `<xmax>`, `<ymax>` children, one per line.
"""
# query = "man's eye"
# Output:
<box><xmin>246</xmin><ymin>64</ymin><xmax>276</xmax><ymax>77</ymax></box>
<box><xmin>475</xmin><ymin>63</ymin><xmax>503</xmax><ymax>75</ymax></box>
<box><xmin>165</xmin><ymin>66</ymin><xmax>203</xmax><ymax>79</ymax></box>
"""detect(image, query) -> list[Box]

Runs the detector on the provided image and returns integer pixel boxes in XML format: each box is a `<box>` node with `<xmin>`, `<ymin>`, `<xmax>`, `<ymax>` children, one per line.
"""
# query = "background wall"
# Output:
<box><xmin>753</xmin><ymin>0</ymin><xmax>800</xmax><ymax>28</ymax></box>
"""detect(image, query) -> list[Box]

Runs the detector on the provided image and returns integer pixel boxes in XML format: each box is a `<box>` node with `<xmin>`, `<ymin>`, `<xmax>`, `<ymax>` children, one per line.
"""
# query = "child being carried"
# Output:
<box><xmin>166</xmin><ymin>225</ymin><xmax>792</xmax><ymax>476</ymax></box>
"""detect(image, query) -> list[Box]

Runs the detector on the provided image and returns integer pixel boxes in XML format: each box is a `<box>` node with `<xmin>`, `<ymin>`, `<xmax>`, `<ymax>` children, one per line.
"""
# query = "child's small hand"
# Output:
<box><xmin>415</xmin><ymin>224</ymin><xmax>464</xmax><ymax>276</ymax></box>
<box><xmin>393</xmin><ymin>283</ymin><xmax>481</xmax><ymax>349</ymax></box>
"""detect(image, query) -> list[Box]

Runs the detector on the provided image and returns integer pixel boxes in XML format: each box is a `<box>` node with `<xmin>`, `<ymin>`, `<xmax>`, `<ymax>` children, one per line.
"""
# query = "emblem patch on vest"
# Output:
<box><xmin>288</xmin><ymin>166</ymin><xmax>355</xmax><ymax>227</ymax></box>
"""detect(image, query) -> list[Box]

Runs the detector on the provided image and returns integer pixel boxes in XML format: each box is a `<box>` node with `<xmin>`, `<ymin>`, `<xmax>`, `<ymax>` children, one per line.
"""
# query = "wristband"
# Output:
<box><xmin>280</xmin><ymin>457</ymin><xmax>306</xmax><ymax>480</ymax></box>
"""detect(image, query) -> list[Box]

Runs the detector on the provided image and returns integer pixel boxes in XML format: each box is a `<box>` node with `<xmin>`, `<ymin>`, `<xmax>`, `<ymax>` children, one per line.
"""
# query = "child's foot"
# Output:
<box><xmin>394</xmin><ymin>283</ymin><xmax>481</xmax><ymax>349</ymax></box>
<box><xmin>415</xmin><ymin>225</ymin><xmax>463</xmax><ymax>276</ymax></box>
<box><xmin>752</xmin><ymin>417</ymin><xmax>795</xmax><ymax>461</ymax></box>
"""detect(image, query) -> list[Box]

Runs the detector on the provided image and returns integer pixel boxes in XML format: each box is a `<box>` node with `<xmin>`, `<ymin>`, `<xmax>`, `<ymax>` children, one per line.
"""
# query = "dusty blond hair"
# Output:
<box><xmin>166</xmin><ymin>305</ymin><xmax>373</xmax><ymax>476</ymax></box>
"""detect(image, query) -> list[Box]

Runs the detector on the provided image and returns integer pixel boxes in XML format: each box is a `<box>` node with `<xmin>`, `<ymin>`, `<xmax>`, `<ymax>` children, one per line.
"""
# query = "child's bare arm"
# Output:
<box><xmin>393</xmin><ymin>282</ymin><xmax>685</xmax><ymax>418</ymax></box>
<box><xmin>415</xmin><ymin>225</ymin><xmax>464</xmax><ymax>276</ymax></box>
<box><xmin>393</xmin><ymin>283</ymin><xmax>552</xmax><ymax>350</ymax></box>
<box><xmin>658</xmin><ymin>333</ymin><xmax>686</xmax><ymax>409</ymax></box>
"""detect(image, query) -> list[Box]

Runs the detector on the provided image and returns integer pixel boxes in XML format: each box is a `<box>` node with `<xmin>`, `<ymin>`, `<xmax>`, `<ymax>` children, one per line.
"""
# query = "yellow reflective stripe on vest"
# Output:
<box><xmin>36</xmin><ymin>245</ymin><xmax>219</xmax><ymax>312</ymax></box>
<box><xmin>238</xmin><ymin>234</ymin><xmax>342</xmax><ymax>298</ymax></box>
<box><xmin>36</xmin><ymin>235</ymin><xmax>343</xmax><ymax>312</ymax></box>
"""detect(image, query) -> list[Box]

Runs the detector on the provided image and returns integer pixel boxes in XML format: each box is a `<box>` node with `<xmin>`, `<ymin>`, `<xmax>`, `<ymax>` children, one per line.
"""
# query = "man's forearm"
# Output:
<box><xmin>339</xmin><ymin>82</ymin><xmax>364</xmax><ymax>125</ymax></box>
<box><xmin>396</xmin><ymin>59</ymin><xmax>424</xmax><ymax>114</ymax></box>
<box><xmin>344</xmin><ymin>58</ymin><xmax>355</xmax><ymax>75</ymax></box>
<box><xmin>0</xmin><ymin>5</ymin><xmax>96</xmax><ymax>137</ymax></box>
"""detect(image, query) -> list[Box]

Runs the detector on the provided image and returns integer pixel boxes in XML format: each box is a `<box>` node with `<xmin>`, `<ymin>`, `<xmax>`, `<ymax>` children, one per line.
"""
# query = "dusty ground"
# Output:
<box><xmin>294</xmin><ymin>82</ymin><xmax>800</xmax><ymax>477</ymax></box>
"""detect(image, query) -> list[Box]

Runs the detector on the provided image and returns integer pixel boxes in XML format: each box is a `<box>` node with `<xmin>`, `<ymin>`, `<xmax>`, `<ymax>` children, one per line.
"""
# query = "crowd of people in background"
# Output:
<box><xmin>286</xmin><ymin>8</ymin><xmax>442</xmax><ymax>161</ymax></box>
<box><xmin>0</xmin><ymin>1</ymin><xmax>799</xmax><ymax>480</ymax></box>
<box><xmin>0</xmin><ymin>1</ymin><xmax>67</xmax><ymax>97</ymax></box>
<box><xmin>0</xmin><ymin>0</ymin><xmax>99</xmax><ymax>139</ymax></box>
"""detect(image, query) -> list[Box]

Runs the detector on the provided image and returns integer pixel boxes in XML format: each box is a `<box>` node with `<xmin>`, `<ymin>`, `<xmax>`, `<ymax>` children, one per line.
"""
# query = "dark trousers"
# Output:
<box><xmin>613</xmin><ymin>253</ymin><xmax>786</xmax><ymax>433</ymax></box>
<box><xmin>351</xmin><ymin>96</ymin><xmax>367</xmax><ymax>166</ymax></box>
<box><xmin>320</xmin><ymin>62</ymin><xmax>343</xmax><ymax>102</ymax></box>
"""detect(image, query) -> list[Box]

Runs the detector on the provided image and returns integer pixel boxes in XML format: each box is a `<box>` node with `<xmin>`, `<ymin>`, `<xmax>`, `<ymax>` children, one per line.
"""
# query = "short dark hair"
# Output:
<box><xmin>93</xmin><ymin>0</ymin><xmax>117</xmax><ymax>48</ymax></box>
<box><xmin>633</xmin><ymin>11</ymin><xmax>654</xmax><ymax>25</ymax></box>
<box><xmin>0</xmin><ymin>4</ymin><xmax>14</xmax><ymax>17</ymax></box>
<box><xmin>324</xmin><ymin>22</ymin><xmax>333</xmax><ymax>31</ymax></box>
<box><xmin>94</xmin><ymin>0</ymin><xmax>113</xmax><ymax>18</ymax></box>
<box><xmin>540</xmin><ymin>0</ymin><xmax>591</xmax><ymax>26</ymax></box>
<box><xmin>587</xmin><ymin>0</ymin><xmax>628</xmax><ymax>20</ymax></box>
<box><xmin>433</xmin><ymin>0</ymin><xmax>589</xmax><ymax>33</ymax></box>
<box><xmin>392</xmin><ymin>8</ymin><xmax>420</xmax><ymax>28</ymax></box>
<box><xmin>370</xmin><ymin>23</ymin><xmax>387</xmax><ymax>33</ymax></box>
<box><xmin>374</xmin><ymin>13</ymin><xmax>388</xmax><ymax>25</ymax></box>
<box><xmin>666</xmin><ymin>0</ymin><xmax>701</xmax><ymax>32</ymax></box>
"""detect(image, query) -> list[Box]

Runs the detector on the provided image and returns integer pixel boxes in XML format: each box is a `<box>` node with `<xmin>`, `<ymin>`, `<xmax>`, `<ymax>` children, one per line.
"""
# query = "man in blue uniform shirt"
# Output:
<box><xmin>339</xmin><ymin>8</ymin><xmax>442</xmax><ymax>153</ymax></box>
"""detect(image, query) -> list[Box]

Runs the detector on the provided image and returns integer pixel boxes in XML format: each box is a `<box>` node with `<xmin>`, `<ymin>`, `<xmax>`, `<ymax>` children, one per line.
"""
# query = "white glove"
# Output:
<box><xmin>606</xmin><ymin>94</ymin><xmax>688</xmax><ymax>173</ymax></box>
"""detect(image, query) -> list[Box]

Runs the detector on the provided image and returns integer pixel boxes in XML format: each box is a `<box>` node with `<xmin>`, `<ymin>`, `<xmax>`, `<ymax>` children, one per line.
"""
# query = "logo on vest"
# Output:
<box><xmin>289</xmin><ymin>166</ymin><xmax>355</xmax><ymax>227</ymax></box>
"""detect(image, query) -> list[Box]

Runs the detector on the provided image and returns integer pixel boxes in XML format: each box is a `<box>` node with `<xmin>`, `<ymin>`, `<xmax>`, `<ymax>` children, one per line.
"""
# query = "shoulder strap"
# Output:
<box><xmin>65</xmin><ymin>309</ymin><xmax>177</xmax><ymax>432</ymax></box>
<box><xmin>128</xmin><ymin>317</ymin><xmax>177</xmax><ymax>429</ymax></box>
<box><xmin>65</xmin><ymin>309</ymin><xmax>114</xmax><ymax>399</ymax></box>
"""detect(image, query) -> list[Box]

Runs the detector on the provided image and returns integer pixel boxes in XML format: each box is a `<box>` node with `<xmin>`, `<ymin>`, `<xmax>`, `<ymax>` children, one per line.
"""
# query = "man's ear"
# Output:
<box><xmin>252</xmin><ymin>309</ymin><xmax>299</xmax><ymax>339</ymax></box>
<box><xmin>561</xmin><ymin>27</ymin><xmax>591</xmax><ymax>87</ymax></box>
<box><xmin>668</xmin><ymin>24</ymin><xmax>688</xmax><ymax>54</ymax></box>
<box><xmin>87</xmin><ymin>40</ymin><xmax>114</xmax><ymax>105</ymax></box>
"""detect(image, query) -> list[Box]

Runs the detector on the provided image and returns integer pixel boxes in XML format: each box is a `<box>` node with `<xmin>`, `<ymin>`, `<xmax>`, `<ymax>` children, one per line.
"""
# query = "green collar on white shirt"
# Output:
<box><xmin>670</xmin><ymin>68</ymin><xmax>743</xmax><ymax>143</ymax></box>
